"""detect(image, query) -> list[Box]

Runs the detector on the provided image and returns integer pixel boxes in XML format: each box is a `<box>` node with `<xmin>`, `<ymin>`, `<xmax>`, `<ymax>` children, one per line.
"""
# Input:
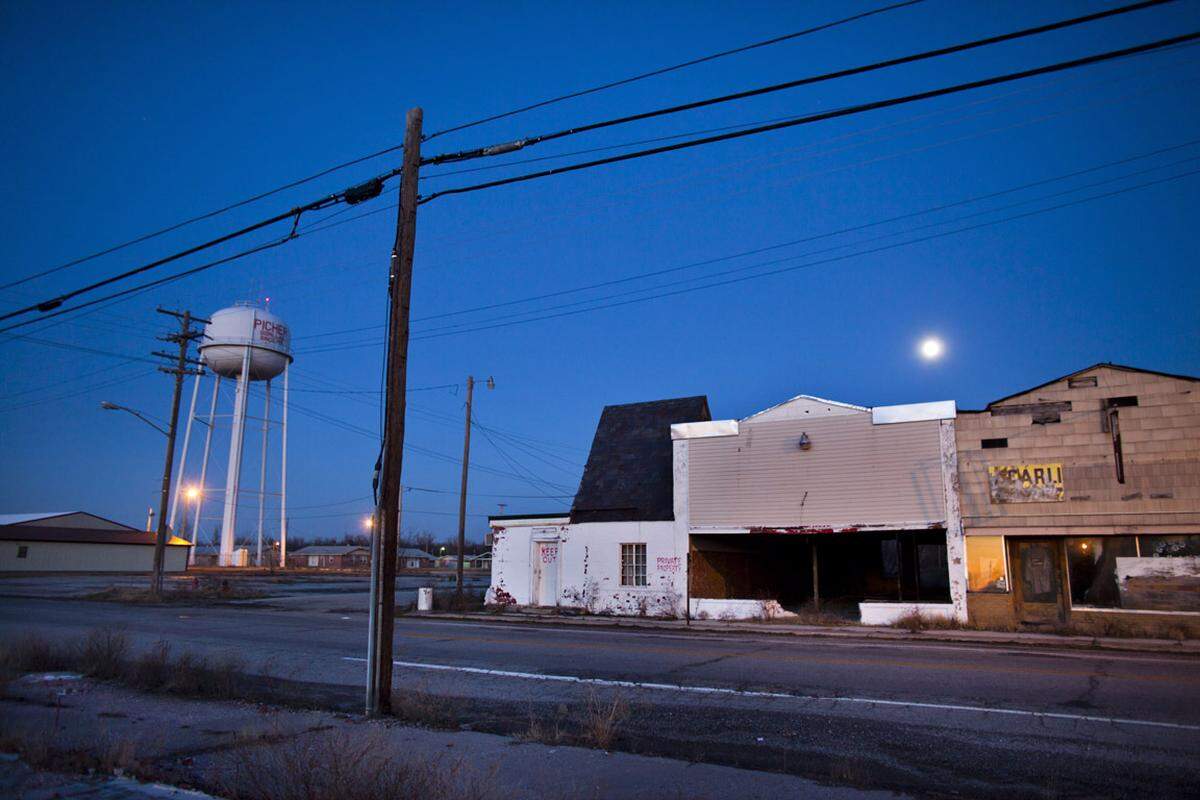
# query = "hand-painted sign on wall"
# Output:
<box><xmin>988</xmin><ymin>463</ymin><xmax>1064</xmax><ymax>503</ymax></box>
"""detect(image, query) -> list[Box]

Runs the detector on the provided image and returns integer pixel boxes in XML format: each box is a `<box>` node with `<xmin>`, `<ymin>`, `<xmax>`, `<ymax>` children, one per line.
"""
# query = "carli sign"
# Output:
<box><xmin>988</xmin><ymin>463</ymin><xmax>1064</xmax><ymax>503</ymax></box>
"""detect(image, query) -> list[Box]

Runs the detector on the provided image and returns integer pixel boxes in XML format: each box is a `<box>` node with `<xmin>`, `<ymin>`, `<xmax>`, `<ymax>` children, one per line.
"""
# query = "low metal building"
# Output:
<box><xmin>0</xmin><ymin>512</ymin><xmax>190</xmax><ymax>573</ymax></box>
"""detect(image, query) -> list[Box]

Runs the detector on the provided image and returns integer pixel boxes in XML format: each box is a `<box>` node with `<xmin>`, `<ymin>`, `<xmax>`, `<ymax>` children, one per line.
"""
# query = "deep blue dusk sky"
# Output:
<box><xmin>2</xmin><ymin>1</ymin><xmax>1197</xmax><ymax>543</ymax></box>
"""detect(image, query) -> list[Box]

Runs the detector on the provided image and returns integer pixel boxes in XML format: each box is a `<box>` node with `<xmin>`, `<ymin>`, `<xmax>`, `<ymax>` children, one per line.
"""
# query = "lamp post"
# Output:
<box><xmin>100</xmin><ymin>400</ymin><xmax>176</xmax><ymax>595</ymax></box>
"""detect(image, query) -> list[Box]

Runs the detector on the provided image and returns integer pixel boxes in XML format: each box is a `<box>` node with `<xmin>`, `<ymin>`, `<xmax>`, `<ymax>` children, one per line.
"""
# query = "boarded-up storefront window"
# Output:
<box><xmin>966</xmin><ymin>536</ymin><xmax>1007</xmax><ymax>593</ymax></box>
<box><xmin>1066</xmin><ymin>536</ymin><xmax>1137</xmax><ymax>608</ymax></box>
<box><xmin>1119</xmin><ymin>535</ymin><xmax>1200</xmax><ymax>612</ymax></box>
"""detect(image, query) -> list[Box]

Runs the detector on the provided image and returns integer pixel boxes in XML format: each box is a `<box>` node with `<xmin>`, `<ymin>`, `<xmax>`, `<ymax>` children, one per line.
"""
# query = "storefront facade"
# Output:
<box><xmin>957</xmin><ymin>364</ymin><xmax>1200</xmax><ymax>635</ymax></box>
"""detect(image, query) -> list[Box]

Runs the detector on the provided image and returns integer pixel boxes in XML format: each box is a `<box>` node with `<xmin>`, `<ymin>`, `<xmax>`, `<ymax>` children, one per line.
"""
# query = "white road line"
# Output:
<box><xmin>394</xmin><ymin>619</ymin><xmax>1196</xmax><ymax>665</ymax></box>
<box><xmin>342</xmin><ymin>656</ymin><xmax>1200</xmax><ymax>732</ymax></box>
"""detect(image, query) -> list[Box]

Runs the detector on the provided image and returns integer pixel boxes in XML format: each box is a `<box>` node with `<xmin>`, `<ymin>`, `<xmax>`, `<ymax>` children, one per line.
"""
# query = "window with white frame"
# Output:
<box><xmin>620</xmin><ymin>543</ymin><xmax>647</xmax><ymax>586</ymax></box>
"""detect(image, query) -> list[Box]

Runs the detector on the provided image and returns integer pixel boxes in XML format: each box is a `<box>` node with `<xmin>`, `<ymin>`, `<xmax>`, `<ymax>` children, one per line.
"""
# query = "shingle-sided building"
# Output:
<box><xmin>957</xmin><ymin>363</ymin><xmax>1200</xmax><ymax>633</ymax></box>
<box><xmin>0</xmin><ymin>512</ymin><xmax>190</xmax><ymax>573</ymax></box>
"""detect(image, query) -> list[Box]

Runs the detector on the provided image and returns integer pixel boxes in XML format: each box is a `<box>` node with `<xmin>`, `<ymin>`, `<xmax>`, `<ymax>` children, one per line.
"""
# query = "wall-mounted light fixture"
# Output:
<box><xmin>798</xmin><ymin>432</ymin><xmax>812</xmax><ymax>451</ymax></box>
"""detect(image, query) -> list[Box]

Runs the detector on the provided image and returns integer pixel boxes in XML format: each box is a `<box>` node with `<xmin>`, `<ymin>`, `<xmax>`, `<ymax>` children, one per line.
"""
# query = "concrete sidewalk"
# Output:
<box><xmin>419</xmin><ymin>610</ymin><xmax>1200</xmax><ymax>655</ymax></box>
<box><xmin>0</xmin><ymin>675</ymin><xmax>905</xmax><ymax>800</ymax></box>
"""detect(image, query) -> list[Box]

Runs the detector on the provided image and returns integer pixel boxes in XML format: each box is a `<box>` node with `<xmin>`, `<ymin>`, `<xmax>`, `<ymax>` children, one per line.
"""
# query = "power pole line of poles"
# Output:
<box><xmin>150</xmin><ymin>307</ymin><xmax>206</xmax><ymax>597</ymax></box>
<box><xmin>456</xmin><ymin>375</ymin><xmax>493</xmax><ymax>598</ymax></box>
<box><xmin>367</xmin><ymin>107</ymin><xmax>423</xmax><ymax>717</ymax></box>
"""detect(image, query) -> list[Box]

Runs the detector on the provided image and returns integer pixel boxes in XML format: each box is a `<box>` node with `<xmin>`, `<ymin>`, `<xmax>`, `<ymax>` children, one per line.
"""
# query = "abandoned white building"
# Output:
<box><xmin>488</xmin><ymin>393</ymin><xmax>967</xmax><ymax>623</ymax></box>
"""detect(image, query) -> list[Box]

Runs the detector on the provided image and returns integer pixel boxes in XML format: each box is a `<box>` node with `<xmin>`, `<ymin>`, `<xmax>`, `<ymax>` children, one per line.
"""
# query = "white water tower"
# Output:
<box><xmin>169</xmin><ymin>304</ymin><xmax>292</xmax><ymax>567</ymax></box>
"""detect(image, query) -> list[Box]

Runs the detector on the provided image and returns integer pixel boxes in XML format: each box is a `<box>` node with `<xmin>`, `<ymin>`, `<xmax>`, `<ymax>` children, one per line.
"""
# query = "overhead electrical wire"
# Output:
<box><xmin>0</xmin><ymin>143</ymin><xmax>408</xmax><ymax>293</ymax></box>
<box><xmin>419</xmin><ymin>31</ymin><xmax>1200</xmax><ymax>202</ymax></box>
<box><xmin>291</xmin><ymin>135</ymin><xmax>1200</xmax><ymax>354</ymax></box>
<box><xmin>421</xmin><ymin>0</ymin><xmax>928</xmax><ymax>141</ymax></box>
<box><xmin>6</xmin><ymin>1</ymin><xmax>929</xmax><ymax>290</ymax></box>
<box><xmin>409</xmin><ymin>168</ymin><xmax>1200</xmax><ymax>342</ymax></box>
<box><xmin>422</xmin><ymin>0</ymin><xmax>1175</xmax><ymax>166</ymax></box>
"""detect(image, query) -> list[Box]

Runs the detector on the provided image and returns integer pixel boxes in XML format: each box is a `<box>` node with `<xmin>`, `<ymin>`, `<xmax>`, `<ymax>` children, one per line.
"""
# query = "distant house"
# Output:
<box><xmin>468</xmin><ymin>551</ymin><xmax>492</xmax><ymax>570</ymax></box>
<box><xmin>288</xmin><ymin>545</ymin><xmax>370</xmax><ymax>569</ymax></box>
<box><xmin>0</xmin><ymin>511</ymin><xmax>189</xmax><ymax>573</ymax></box>
<box><xmin>434</xmin><ymin>554</ymin><xmax>457</xmax><ymax>568</ymax></box>
<box><xmin>398</xmin><ymin>547</ymin><xmax>435</xmax><ymax>570</ymax></box>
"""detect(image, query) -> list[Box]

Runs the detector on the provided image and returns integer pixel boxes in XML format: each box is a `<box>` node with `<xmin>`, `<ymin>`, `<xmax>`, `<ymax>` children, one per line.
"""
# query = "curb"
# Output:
<box><xmin>413</xmin><ymin>611</ymin><xmax>1200</xmax><ymax>655</ymax></box>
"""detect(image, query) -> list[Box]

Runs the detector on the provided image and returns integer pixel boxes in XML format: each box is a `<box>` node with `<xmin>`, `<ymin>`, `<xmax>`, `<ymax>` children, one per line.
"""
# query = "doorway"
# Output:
<box><xmin>1008</xmin><ymin>538</ymin><xmax>1066</xmax><ymax>625</ymax></box>
<box><xmin>532</xmin><ymin>540</ymin><xmax>560</xmax><ymax>607</ymax></box>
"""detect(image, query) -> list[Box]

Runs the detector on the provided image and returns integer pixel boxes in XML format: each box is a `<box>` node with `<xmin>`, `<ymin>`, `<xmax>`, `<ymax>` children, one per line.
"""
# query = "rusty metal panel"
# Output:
<box><xmin>687</xmin><ymin>414</ymin><xmax>944</xmax><ymax>529</ymax></box>
<box><xmin>987</xmin><ymin>464</ymin><xmax>1065</xmax><ymax>503</ymax></box>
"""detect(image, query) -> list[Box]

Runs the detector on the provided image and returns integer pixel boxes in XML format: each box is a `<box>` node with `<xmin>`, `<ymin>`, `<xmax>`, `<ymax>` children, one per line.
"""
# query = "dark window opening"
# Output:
<box><xmin>1068</xmin><ymin>376</ymin><xmax>1098</xmax><ymax>388</ymax></box>
<box><xmin>1065</xmin><ymin>536</ymin><xmax>1137</xmax><ymax>608</ymax></box>
<box><xmin>17</xmin><ymin>546</ymin><xmax>28</xmax><ymax>558</ymax></box>
<box><xmin>1105</xmin><ymin>396</ymin><xmax>1139</xmax><ymax>408</ymax></box>
<box><xmin>1138</xmin><ymin>534</ymin><xmax>1200</xmax><ymax>557</ymax></box>
<box><xmin>981</xmin><ymin>437</ymin><xmax>1008</xmax><ymax>449</ymax></box>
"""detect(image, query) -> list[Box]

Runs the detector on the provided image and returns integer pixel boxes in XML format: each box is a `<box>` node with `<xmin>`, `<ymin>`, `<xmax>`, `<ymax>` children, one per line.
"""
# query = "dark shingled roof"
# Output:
<box><xmin>571</xmin><ymin>396</ymin><xmax>710</xmax><ymax>523</ymax></box>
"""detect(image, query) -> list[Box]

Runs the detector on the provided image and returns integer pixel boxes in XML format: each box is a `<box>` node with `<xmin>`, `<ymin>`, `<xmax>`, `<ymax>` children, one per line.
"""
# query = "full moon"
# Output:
<box><xmin>919</xmin><ymin>337</ymin><xmax>945</xmax><ymax>361</ymax></box>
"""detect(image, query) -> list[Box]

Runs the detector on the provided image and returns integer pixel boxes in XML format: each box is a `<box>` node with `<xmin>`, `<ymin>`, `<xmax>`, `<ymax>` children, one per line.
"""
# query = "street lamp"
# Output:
<box><xmin>100</xmin><ymin>401</ymin><xmax>169</xmax><ymax>436</ymax></box>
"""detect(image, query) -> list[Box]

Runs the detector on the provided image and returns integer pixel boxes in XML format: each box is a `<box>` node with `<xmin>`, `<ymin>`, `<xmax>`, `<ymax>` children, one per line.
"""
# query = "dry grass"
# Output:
<box><xmin>2</xmin><ymin>630</ymin><xmax>246</xmax><ymax>701</ymax></box>
<box><xmin>0</xmin><ymin>728</ymin><xmax>142</xmax><ymax>777</ymax></box>
<box><xmin>83</xmin><ymin>581</ymin><xmax>267</xmax><ymax>604</ymax></box>
<box><xmin>520</xmin><ymin>692</ymin><xmax>629</xmax><ymax>751</ymax></box>
<box><xmin>214</xmin><ymin>727</ymin><xmax>491</xmax><ymax>800</ymax></box>
<box><xmin>580</xmin><ymin>690</ymin><xmax>628</xmax><ymax>750</ymax></box>
<box><xmin>389</xmin><ymin>685</ymin><xmax>462</xmax><ymax>729</ymax></box>
<box><xmin>432</xmin><ymin>587</ymin><xmax>486</xmax><ymax>612</ymax></box>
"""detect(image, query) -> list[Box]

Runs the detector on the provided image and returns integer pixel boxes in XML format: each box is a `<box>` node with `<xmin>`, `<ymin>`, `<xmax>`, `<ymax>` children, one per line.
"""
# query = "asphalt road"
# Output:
<box><xmin>2</xmin><ymin>595</ymin><xmax>1198</xmax><ymax>798</ymax></box>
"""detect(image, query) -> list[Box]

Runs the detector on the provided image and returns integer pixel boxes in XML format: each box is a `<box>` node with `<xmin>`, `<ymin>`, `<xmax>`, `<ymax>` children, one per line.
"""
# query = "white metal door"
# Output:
<box><xmin>536</xmin><ymin>541</ymin><xmax>559</xmax><ymax>606</ymax></box>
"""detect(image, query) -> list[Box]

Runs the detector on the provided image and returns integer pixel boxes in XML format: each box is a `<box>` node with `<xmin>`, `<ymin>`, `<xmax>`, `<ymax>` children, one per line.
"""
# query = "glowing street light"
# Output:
<box><xmin>362</xmin><ymin>515</ymin><xmax>373</xmax><ymax>532</ymax></box>
<box><xmin>184</xmin><ymin>486</ymin><xmax>201</xmax><ymax>502</ymax></box>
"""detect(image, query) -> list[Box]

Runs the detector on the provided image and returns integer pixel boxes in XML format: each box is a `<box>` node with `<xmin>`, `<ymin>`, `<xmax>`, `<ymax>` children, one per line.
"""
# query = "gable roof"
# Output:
<box><xmin>398</xmin><ymin>547</ymin><xmax>435</xmax><ymax>559</ymax></box>
<box><xmin>0</xmin><ymin>511</ymin><xmax>137</xmax><ymax>530</ymax></box>
<box><xmin>0</xmin><ymin>524</ymin><xmax>188</xmax><ymax>546</ymax></box>
<box><xmin>986</xmin><ymin>362</ymin><xmax>1200</xmax><ymax>408</ymax></box>
<box><xmin>741</xmin><ymin>394</ymin><xmax>868</xmax><ymax>423</ymax></box>
<box><xmin>571</xmin><ymin>395</ymin><xmax>711</xmax><ymax>523</ymax></box>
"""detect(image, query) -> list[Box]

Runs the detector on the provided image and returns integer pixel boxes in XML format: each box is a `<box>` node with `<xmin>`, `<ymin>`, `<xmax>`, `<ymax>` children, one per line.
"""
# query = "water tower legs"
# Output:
<box><xmin>219</xmin><ymin>349</ymin><xmax>252</xmax><ymax>567</ymax></box>
<box><xmin>255</xmin><ymin>380</ymin><xmax>271</xmax><ymax>567</ymax></box>
<box><xmin>279</xmin><ymin>365</ymin><xmax>289</xmax><ymax>568</ymax></box>
<box><xmin>190</xmin><ymin>376</ymin><xmax>221</xmax><ymax>566</ymax></box>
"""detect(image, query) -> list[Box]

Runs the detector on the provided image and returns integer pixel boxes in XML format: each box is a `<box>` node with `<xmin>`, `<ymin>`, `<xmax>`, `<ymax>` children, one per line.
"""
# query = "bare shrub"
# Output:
<box><xmin>79</xmin><ymin>629</ymin><xmax>130</xmax><ymax>679</ymax></box>
<box><xmin>580</xmin><ymin>690</ymin><xmax>628</xmax><ymax>751</ymax></box>
<box><xmin>521</xmin><ymin>703</ymin><xmax>569</xmax><ymax>746</ymax></box>
<box><xmin>1</xmin><ymin>634</ymin><xmax>73</xmax><ymax>674</ymax></box>
<box><xmin>432</xmin><ymin>588</ymin><xmax>485</xmax><ymax>612</ymax></box>
<box><xmin>130</xmin><ymin>641</ymin><xmax>174</xmax><ymax>690</ymax></box>
<box><xmin>216</xmin><ymin>727</ymin><xmax>489</xmax><ymax>800</ymax></box>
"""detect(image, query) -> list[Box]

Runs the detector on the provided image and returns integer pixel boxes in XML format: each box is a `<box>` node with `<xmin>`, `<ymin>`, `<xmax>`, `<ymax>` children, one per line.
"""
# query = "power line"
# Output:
<box><xmin>0</xmin><ymin>159</ymin><xmax>410</xmax><ymax>323</ymax></box>
<box><xmin>419</xmin><ymin>31</ymin><xmax>1200</xmax><ymax>203</ymax></box>
<box><xmin>410</xmin><ymin>167</ymin><xmax>1200</xmax><ymax>342</ymax></box>
<box><xmin>0</xmin><ymin>146</ymin><xmax>406</xmax><ymax>293</ymax></box>
<box><xmin>421</xmin><ymin>0</ymin><xmax>928</xmax><ymax>141</ymax></box>
<box><xmin>0</xmin><ymin>237</ymin><xmax>292</xmax><ymax>335</ymax></box>
<box><xmin>422</xmin><ymin>0</ymin><xmax>1175</xmax><ymax>166</ymax></box>
<box><xmin>294</xmin><ymin>137</ymin><xmax>1200</xmax><ymax>353</ymax></box>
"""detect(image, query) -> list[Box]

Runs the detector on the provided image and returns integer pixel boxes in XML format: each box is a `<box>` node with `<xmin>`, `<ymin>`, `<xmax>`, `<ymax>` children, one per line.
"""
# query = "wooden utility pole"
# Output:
<box><xmin>368</xmin><ymin>107</ymin><xmax>422</xmax><ymax>717</ymax></box>
<box><xmin>151</xmin><ymin>308</ymin><xmax>206</xmax><ymax>597</ymax></box>
<box><xmin>455</xmin><ymin>376</ymin><xmax>475</xmax><ymax>597</ymax></box>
